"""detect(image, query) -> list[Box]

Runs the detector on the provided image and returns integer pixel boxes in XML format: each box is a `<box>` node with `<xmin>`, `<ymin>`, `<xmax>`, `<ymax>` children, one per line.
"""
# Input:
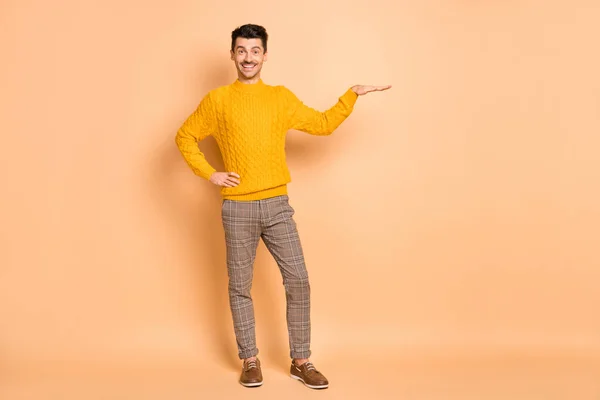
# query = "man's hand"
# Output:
<box><xmin>351</xmin><ymin>85</ymin><xmax>392</xmax><ymax>96</ymax></box>
<box><xmin>210</xmin><ymin>172</ymin><xmax>241</xmax><ymax>187</ymax></box>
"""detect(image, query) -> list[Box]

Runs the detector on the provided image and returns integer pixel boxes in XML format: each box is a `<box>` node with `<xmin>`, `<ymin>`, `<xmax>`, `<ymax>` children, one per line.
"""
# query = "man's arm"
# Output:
<box><xmin>175</xmin><ymin>93</ymin><xmax>241</xmax><ymax>188</ymax></box>
<box><xmin>174</xmin><ymin>92</ymin><xmax>219</xmax><ymax>180</ymax></box>
<box><xmin>283</xmin><ymin>87</ymin><xmax>358</xmax><ymax>135</ymax></box>
<box><xmin>283</xmin><ymin>85</ymin><xmax>392</xmax><ymax>135</ymax></box>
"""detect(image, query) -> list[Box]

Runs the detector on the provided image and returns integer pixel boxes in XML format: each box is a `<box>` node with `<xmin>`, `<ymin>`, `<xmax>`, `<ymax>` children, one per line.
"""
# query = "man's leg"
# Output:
<box><xmin>260</xmin><ymin>196</ymin><xmax>311</xmax><ymax>360</ymax></box>
<box><xmin>222</xmin><ymin>199</ymin><xmax>262</xmax><ymax>360</ymax></box>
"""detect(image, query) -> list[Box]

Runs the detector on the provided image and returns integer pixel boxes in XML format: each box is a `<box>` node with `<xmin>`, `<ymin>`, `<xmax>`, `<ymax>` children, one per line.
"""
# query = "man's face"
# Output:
<box><xmin>231</xmin><ymin>37</ymin><xmax>267</xmax><ymax>80</ymax></box>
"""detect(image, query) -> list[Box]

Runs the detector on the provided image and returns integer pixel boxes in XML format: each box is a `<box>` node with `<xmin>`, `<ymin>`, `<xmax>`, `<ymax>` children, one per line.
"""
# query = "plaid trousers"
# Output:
<box><xmin>221</xmin><ymin>195</ymin><xmax>311</xmax><ymax>360</ymax></box>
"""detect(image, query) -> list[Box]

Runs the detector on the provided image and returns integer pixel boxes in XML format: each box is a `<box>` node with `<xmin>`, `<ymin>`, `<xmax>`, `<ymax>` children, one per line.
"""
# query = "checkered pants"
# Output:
<box><xmin>221</xmin><ymin>195</ymin><xmax>311</xmax><ymax>360</ymax></box>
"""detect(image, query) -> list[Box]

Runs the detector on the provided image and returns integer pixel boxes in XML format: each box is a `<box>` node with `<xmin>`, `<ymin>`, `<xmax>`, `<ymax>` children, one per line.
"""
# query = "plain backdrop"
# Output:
<box><xmin>1</xmin><ymin>0</ymin><xmax>599</xmax><ymax>398</ymax></box>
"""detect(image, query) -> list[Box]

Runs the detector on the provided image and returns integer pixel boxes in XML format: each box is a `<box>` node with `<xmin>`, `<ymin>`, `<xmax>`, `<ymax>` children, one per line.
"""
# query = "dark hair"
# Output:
<box><xmin>231</xmin><ymin>24</ymin><xmax>268</xmax><ymax>53</ymax></box>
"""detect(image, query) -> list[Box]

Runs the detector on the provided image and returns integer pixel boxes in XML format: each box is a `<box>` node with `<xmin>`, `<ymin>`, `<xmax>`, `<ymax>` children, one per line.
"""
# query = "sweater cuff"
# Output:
<box><xmin>199</xmin><ymin>166</ymin><xmax>217</xmax><ymax>181</ymax></box>
<box><xmin>341</xmin><ymin>88</ymin><xmax>359</xmax><ymax>108</ymax></box>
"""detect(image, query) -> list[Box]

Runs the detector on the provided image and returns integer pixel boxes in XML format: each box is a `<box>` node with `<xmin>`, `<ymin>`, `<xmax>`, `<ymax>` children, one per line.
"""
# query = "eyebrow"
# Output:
<box><xmin>236</xmin><ymin>46</ymin><xmax>263</xmax><ymax>50</ymax></box>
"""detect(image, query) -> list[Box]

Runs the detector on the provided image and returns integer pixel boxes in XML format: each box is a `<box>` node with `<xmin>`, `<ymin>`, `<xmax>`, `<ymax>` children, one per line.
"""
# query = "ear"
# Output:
<box><xmin>263</xmin><ymin>51</ymin><xmax>268</xmax><ymax>62</ymax></box>
<box><xmin>230</xmin><ymin>50</ymin><xmax>234</xmax><ymax>60</ymax></box>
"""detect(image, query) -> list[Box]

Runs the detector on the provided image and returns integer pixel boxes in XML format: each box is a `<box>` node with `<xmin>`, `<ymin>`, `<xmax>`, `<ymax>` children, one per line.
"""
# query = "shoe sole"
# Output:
<box><xmin>290</xmin><ymin>374</ymin><xmax>329</xmax><ymax>389</ymax></box>
<box><xmin>239</xmin><ymin>380</ymin><xmax>263</xmax><ymax>387</ymax></box>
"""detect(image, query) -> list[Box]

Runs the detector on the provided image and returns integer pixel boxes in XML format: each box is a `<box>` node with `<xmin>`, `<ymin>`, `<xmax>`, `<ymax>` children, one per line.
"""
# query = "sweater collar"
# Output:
<box><xmin>232</xmin><ymin>78</ymin><xmax>266</xmax><ymax>94</ymax></box>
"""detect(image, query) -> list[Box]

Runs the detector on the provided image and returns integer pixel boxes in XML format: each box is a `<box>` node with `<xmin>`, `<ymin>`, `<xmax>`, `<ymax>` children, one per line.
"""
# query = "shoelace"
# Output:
<box><xmin>304</xmin><ymin>362</ymin><xmax>316</xmax><ymax>372</ymax></box>
<box><xmin>245</xmin><ymin>360</ymin><xmax>258</xmax><ymax>371</ymax></box>
<box><xmin>298</xmin><ymin>362</ymin><xmax>318</xmax><ymax>374</ymax></box>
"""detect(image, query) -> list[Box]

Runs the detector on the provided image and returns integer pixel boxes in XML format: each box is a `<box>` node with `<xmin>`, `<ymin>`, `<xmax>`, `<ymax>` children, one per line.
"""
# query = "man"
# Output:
<box><xmin>175</xmin><ymin>24</ymin><xmax>390</xmax><ymax>389</ymax></box>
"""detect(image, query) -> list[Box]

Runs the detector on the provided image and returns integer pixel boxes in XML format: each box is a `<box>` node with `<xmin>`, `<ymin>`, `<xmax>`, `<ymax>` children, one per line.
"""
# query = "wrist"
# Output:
<box><xmin>207</xmin><ymin>170</ymin><xmax>217</xmax><ymax>181</ymax></box>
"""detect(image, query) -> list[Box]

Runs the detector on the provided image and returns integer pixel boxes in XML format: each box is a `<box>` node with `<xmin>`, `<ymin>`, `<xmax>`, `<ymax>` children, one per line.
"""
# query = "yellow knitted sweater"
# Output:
<box><xmin>175</xmin><ymin>79</ymin><xmax>358</xmax><ymax>201</ymax></box>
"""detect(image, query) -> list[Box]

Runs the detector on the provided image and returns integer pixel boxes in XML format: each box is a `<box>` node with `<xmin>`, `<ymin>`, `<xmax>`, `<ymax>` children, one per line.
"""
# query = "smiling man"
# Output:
<box><xmin>175</xmin><ymin>24</ymin><xmax>390</xmax><ymax>389</ymax></box>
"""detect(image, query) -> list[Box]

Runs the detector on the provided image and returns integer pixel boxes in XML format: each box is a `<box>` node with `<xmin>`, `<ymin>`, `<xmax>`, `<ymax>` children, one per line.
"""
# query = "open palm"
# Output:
<box><xmin>351</xmin><ymin>85</ymin><xmax>392</xmax><ymax>96</ymax></box>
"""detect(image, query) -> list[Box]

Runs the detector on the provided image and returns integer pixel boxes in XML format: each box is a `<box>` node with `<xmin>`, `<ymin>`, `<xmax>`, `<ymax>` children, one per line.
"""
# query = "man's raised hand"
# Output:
<box><xmin>351</xmin><ymin>85</ymin><xmax>392</xmax><ymax>96</ymax></box>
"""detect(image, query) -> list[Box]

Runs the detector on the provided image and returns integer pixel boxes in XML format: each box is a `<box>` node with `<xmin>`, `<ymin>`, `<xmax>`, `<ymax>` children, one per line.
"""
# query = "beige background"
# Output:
<box><xmin>1</xmin><ymin>0</ymin><xmax>599</xmax><ymax>398</ymax></box>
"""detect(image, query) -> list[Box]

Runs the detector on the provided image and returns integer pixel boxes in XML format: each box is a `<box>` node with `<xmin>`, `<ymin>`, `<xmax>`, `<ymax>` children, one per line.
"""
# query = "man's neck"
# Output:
<box><xmin>237</xmin><ymin>74</ymin><xmax>262</xmax><ymax>84</ymax></box>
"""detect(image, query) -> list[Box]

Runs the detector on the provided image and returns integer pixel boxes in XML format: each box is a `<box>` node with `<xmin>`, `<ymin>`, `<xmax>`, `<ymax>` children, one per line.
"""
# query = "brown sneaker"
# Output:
<box><xmin>239</xmin><ymin>358</ymin><xmax>263</xmax><ymax>387</ymax></box>
<box><xmin>290</xmin><ymin>361</ymin><xmax>329</xmax><ymax>389</ymax></box>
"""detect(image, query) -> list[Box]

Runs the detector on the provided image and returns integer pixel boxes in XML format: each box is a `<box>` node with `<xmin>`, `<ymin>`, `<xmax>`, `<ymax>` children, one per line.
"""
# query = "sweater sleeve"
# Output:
<box><xmin>283</xmin><ymin>87</ymin><xmax>358</xmax><ymax>135</ymax></box>
<box><xmin>174</xmin><ymin>92</ymin><xmax>218</xmax><ymax>180</ymax></box>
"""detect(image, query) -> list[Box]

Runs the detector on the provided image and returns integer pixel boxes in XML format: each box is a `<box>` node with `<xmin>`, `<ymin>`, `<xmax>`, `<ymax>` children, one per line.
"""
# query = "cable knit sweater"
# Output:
<box><xmin>175</xmin><ymin>79</ymin><xmax>358</xmax><ymax>201</ymax></box>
